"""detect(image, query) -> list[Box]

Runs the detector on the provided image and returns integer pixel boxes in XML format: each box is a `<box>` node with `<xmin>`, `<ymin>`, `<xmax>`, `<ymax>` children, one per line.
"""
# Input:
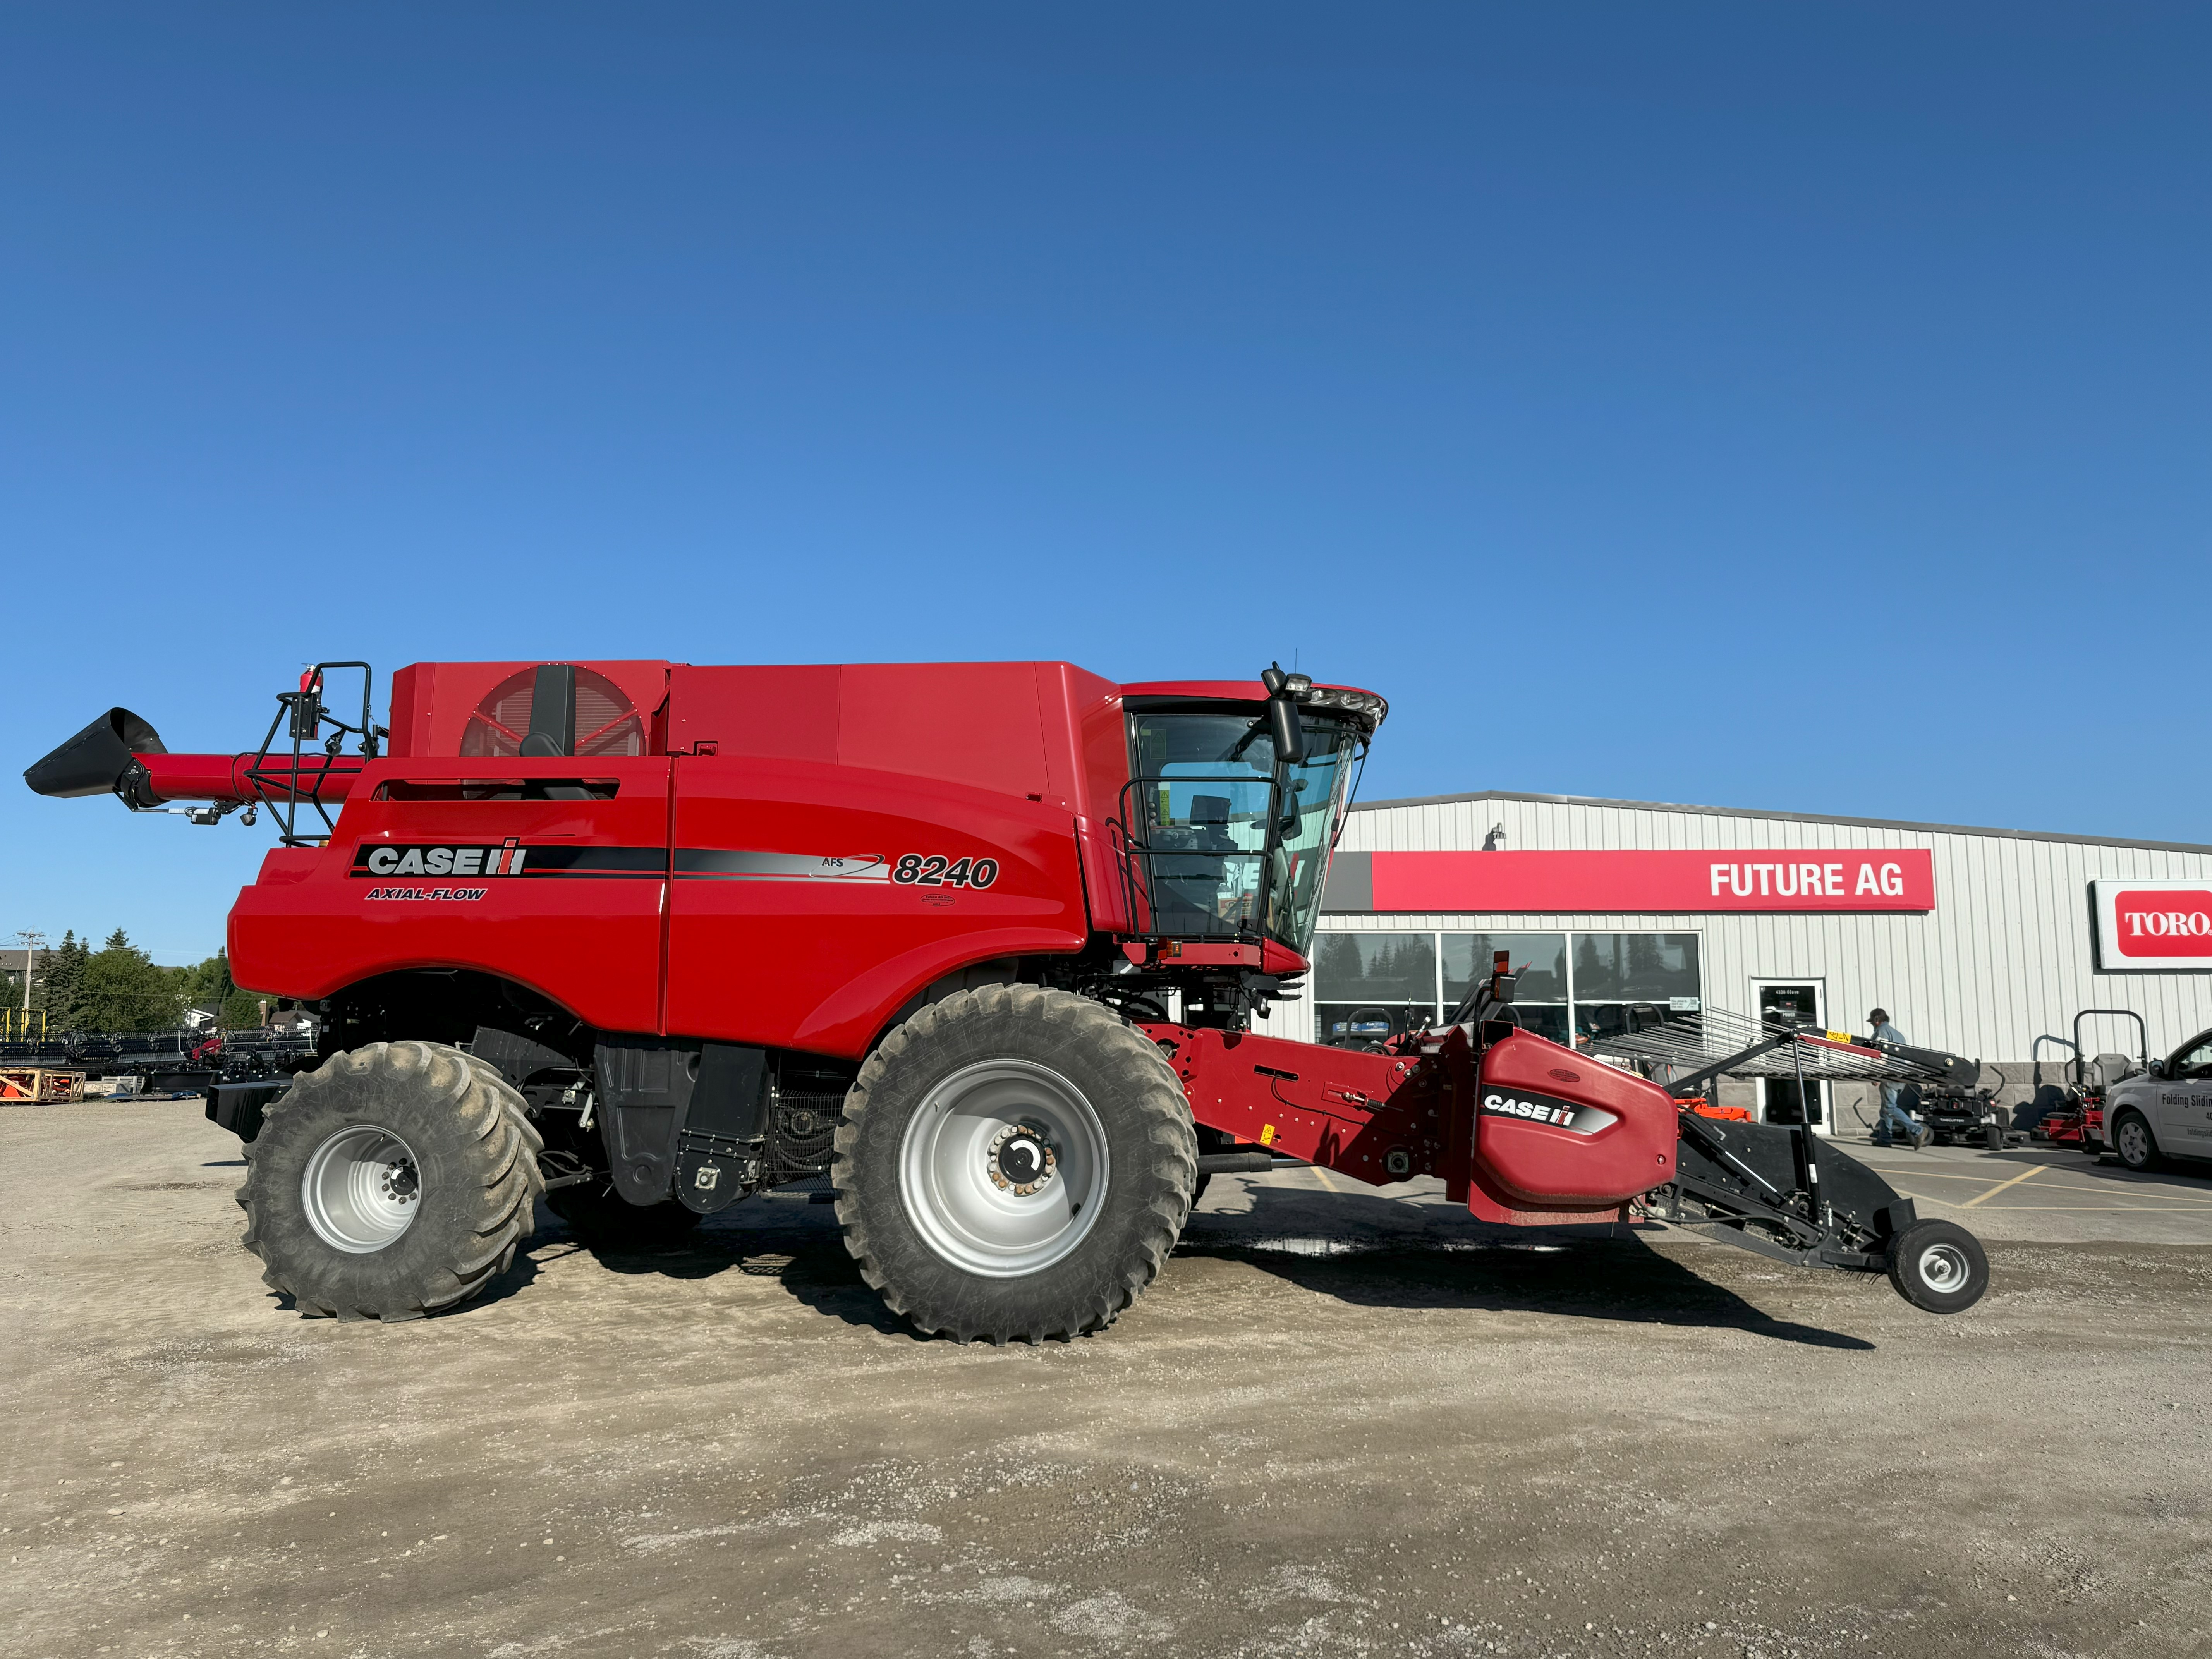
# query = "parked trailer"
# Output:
<box><xmin>25</xmin><ymin>659</ymin><xmax>1989</xmax><ymax>1334</ymax></box>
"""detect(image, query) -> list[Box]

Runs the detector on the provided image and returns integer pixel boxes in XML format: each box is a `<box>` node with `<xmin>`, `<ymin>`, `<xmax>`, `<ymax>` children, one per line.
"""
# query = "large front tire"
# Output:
<box><xmin>833</xmin><ymin>986</ymin><xmax>1197</xmax><ymax>1343</ymax></box>
<box><xmin>238</xmin><ymin>1041</ymin><xmax>544</xmax><ymax>1320</ymax></box>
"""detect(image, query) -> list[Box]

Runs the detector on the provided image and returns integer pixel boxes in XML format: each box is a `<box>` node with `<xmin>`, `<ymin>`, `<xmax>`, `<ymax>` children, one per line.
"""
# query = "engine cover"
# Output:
<box><xmin>1473</xmin><ymin>1029</ymin><xmax>1677</xmax><ymax>1206</ymax></box>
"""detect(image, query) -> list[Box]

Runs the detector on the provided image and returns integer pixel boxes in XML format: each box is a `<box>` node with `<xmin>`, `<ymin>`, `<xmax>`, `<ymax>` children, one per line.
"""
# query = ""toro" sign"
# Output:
<box><xmin>2093</xmin><ymin>879</ymin><xmax>2212</xmax><ymax>971</ymax></box>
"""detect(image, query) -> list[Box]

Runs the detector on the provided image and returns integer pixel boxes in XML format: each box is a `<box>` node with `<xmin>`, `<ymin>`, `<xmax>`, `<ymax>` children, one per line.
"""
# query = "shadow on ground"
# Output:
<box><xmin>543</xmin><ymin>1201</ymin><xmax>915</xmax><ymax>1336</ymax></box>
<box><xmin>1176</xmin><ymin>1182</ymin><xmax>1872</xmax><ymax>1348</ymax></box>
<box><xmin>532</xmin><ymin>1186</ymin><xmax>1872</xmax><ymax>1348</ymax></box>
<box><xmin>266</xmin><ymin>1251</ymin><xmax>545</xmax><ymax>1321</ymax></box>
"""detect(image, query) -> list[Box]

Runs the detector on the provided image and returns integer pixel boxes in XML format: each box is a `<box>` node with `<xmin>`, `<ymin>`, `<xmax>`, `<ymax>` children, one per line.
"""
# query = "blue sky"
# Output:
<box><xmin>3</xmin><ymin>4</ymin><xmax>2207</xmax><ymax>961</ymax></box>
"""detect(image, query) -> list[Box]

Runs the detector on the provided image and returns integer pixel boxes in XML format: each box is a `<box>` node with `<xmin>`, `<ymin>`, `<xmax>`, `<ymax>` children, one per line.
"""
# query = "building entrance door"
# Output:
<box><xmin>1752</xmin><ymin>979</ymin><xmax>1830</xmax><ymax>1134</ymax></box>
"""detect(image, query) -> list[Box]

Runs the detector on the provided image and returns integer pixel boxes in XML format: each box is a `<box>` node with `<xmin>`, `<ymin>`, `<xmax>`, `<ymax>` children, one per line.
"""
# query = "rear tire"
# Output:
<box><xmin>239</xmin><ymin>1041</ymin><xmax>543</xmax><ymax>1320</ymax></box>
<box><xmin>1886</xmin><ymin>1218</ymin><xmax>1988</xmax><ymax>1314</ymax></box>
<box><xmin>2112</xmin><ymin>1111</ymin><xmax>2159</xmax><ymax>1173</ymax></box>
<box><xmin>833</xmin><ymin>985</ymin><xmax>1197</xmax><ymax>1343</ymax></box>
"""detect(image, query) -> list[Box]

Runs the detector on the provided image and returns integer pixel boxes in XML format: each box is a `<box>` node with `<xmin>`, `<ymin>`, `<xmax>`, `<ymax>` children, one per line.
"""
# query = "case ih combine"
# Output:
<box><xmin>26</xmin><ymin>659</ymin><xmax>1989</xmax><ymax>1336</ymax></box>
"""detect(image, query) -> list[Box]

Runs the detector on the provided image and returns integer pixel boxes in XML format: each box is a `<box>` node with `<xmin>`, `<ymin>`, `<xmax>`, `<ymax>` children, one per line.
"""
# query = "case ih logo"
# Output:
<box><xmin>1479</xmin><ymin>1089</ymin><xmax>1618</xmax><ymax>1137</ymax></box>
<box><xmin>353</xmin><ymin>840</ymin><xmax>530</xmax><ymax>878</ymax></box>
<box><xmin>2112</xmin><ymin>889</ymin><xmax>2212</xmax><ymax>957</ymax></box>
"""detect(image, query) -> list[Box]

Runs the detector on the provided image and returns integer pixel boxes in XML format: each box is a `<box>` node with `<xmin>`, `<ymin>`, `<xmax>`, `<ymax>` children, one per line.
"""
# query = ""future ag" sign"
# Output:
<box><xmin>2093</xmin><ymin>879</ymin><xmax>2212</xmax><ymax>971</ymax></box>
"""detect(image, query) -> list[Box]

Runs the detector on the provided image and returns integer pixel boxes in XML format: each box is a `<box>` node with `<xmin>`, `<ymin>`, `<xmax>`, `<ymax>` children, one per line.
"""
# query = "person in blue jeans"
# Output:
<box><xmin>1867</xmin><ymin>1007</ymin><xmax>1931</xmax><ymax>1148</ymax></box>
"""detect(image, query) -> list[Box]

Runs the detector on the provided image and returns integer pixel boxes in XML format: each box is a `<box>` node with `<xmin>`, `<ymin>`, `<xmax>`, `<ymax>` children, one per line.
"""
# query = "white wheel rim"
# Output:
<box><xmin>1917</xmin><ymin>1241</ymin><xmax>1970</xmax><ymax>1295</ymax></box>
<box><xmin>301</xmin><ymin>1124</ymin><xmax>423</xmax><ymax>1254</ymax></box>
<box><xmin>897</xmin><ymin>1059</ymin><xmax>1109</xmax><ymax>1278</ymax></box>
<box><xmin>2119</xmin><ymin>1122</ymin><xmax>2149</xmax><ymax>1162</ymax></box>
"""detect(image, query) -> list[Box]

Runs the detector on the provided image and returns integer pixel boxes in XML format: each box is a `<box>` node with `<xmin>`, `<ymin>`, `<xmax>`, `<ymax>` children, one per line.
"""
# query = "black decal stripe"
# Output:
<box><xmin>673</xmin><ymin>850</ymin><xmax>891</xmax><ymax>882</ymax></box>
<box><xmin>521</xmin><ymin>847</ymin><xmax>668</xmax><ymax>874</ymax></box>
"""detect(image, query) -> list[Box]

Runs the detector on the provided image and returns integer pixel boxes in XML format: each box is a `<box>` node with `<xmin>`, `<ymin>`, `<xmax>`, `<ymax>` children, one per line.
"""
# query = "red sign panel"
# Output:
<box><xmin>2097</xmin><ymin>883</ymin><xmax>2212</xmax><ymax>967</ymax></box>
<box><xmin>1364</xmin><ymin>849</ymin><xmax>1935</xmax><ymax>914</ymax></box>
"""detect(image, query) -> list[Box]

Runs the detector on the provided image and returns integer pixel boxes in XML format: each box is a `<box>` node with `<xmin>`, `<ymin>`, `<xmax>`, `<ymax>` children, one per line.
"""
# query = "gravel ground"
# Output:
<box><xmin>3</xmin><ymin>1101</ymin><xmax>2208</xmax><ymax>1659</ymax></box>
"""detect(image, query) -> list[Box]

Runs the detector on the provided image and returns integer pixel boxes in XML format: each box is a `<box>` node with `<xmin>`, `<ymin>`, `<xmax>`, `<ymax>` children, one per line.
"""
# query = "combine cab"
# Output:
<box><xmin>26</xmin><ymin>658</ymin><xmax>1990</xmax><ymax>1334</ymax></box>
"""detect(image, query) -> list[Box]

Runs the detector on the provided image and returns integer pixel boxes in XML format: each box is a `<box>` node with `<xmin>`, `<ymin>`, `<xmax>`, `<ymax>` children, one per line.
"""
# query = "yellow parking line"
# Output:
<box><xmin>1310</xmin><ymin>1165</ymin><xmax>1342</xmax><ymax>1193</ymax></box>
<box><xmin>1877</xmin><ymin>1168</ymin><xmax>2043</xmax><ymax>1183</ymax></box>
<box><xmin>1962</xmin><ymin>1164</ymin><xmax>2045</xmax><ymax>1208</ymax></box>
<box><xmin>1880</xmin><ymin>1169</ymin><xmax>2212</xmax><ymax>1204</ymax></box>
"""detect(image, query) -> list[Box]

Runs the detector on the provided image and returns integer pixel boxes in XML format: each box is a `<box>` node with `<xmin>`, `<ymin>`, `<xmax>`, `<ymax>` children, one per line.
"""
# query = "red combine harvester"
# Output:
<box><xmin>26</xmin><ymin>659</ymin><xmax>1989</xmax><ymax>1335</ymax></box>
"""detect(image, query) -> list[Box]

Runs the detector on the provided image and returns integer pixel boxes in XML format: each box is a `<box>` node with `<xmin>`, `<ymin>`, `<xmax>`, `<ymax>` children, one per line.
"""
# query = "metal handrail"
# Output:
<box><xmin>242</xmin><ymin>661</ymin><xmax>381</xmax><ymax>847</ymax></box>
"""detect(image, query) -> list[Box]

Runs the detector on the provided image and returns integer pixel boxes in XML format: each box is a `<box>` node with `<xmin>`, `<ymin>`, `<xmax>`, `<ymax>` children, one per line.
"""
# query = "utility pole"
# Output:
<box><xmin>14</xmin><ymin>929</ymin><xmax>45</xmax><ymax>1042</ymax></box>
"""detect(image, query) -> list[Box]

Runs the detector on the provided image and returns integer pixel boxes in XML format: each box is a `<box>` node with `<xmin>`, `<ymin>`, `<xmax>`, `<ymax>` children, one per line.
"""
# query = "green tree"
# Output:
<box><xmin>38</xmin><ymin>931</ymin><xmax>90</xmax><ymax>1031</ymax></box>
<box><xmin>76</xmin><ymin>929</ymin><xmax>187</xmax><ymax>1032</ymax></box>
<box><xmin>170</xmin><ymin>950</ymin><xmax>236</xmax><ymax>1017</ymax></box>
<box><xmin>220</xmin><ymin>990</ymin><xmax>263</xmax><ymax>1030</ymax></box>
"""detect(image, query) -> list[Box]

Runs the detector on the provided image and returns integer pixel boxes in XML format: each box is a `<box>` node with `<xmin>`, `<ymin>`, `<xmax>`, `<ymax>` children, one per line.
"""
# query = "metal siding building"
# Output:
<box><xmin>1255</xmin><ymin>790</ymin><xmax>2212</xmax><ymax>1118</ymax></box>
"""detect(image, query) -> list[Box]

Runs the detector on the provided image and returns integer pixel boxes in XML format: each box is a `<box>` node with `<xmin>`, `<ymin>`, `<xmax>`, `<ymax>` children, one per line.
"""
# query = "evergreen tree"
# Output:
<box><xmin>39</xmin><ymin>931</ymin><xmax>90</xmax><ymax>1031</ymax></box>
<box><xmin>77</xmin><ymin>930</ymin><xmax>186</xmax><ymax>1032</ymax></box>
<box><xmin>1315</xmin><ymin>932</ymin><xmax>1365</xmax><ymax>1000</ymax></box>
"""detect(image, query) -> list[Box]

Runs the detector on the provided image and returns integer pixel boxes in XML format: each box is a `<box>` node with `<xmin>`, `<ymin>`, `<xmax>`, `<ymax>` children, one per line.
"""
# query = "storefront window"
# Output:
<box><xmin>1441</xmin><ymin>933</ymin><xmax>1569</xmax><ymax>1044</ymax></box>
<box><xmin>1313</xmin><ymin>931</ymin><xmax>1437</xmax><ymax>1046</ymax></box>
<box><xmin>1569</xmin><ymin>932</ymin><xmax>1702</xmax><ymax>1048</ymax></box>
<box><xmin>1309</xmin><ymin>928</ymin><xmax>1700</xmax><ymax>1053</ymax></box>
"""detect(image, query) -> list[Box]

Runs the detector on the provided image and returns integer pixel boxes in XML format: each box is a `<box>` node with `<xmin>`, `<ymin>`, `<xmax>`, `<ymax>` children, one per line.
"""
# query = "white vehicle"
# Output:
<box><xmin>2102</xmin><ymin>1026</ymin><xmax>2212</xmax><ymax>1173</ymax></box>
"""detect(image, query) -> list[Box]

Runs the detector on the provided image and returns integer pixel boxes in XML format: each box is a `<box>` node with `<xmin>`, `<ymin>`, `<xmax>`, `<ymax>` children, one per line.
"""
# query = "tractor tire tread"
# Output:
<box><xmin>236</xmin><ymin>1040</ymin><xmax>543</xmax><ymax>1321</ymax></box>
<box><xmin>833</xmin><ymin>985</ymin><xmax>1196</xmax><ymax>1343</ymax></box>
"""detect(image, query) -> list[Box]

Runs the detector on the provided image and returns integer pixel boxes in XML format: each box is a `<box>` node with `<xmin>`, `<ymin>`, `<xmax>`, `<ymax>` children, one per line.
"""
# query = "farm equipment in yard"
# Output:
<box><xmin>2028</xmin><ymin>1012</ymin><xmax>2149</xmax><ymax>1157</ymax></box>
<box><xmin>1909</xmin><ymin>1073</ymin><xmax>2016</xmax><ymax>1149</ymax></box>
<box><xmin>2027</xmin><ymin>1034</ymin><xmax>2084</xmax><ymax>1146</ymax></box>
<box><xmin>25</xmin><ymin>658</ymin><xmax>1989</xmax><ymax>1334</ymax></box>
<box><xmin>1592</xmin><ymin>1010</ymin><xmax>2014</xmax><ymax>1149</ymax></box>
<box><xmin>1582</xmin><ymin>1008</ymin><xmax>1991</xmax><ymax>1293</ymax></box>
<box><xmin>0</xmin><ymin>1027</ymin><xmax>319</xmax><ymax>1099</ymax></box>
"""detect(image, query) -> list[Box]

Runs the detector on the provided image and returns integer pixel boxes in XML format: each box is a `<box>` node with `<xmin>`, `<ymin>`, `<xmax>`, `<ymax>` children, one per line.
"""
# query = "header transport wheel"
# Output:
<box><xmin>1885</xmin><ymin>1218</ymin><xmax>1989</xmax><ymax>1315</ymax></box>
<box><xmin>833</xmin><ymin>985</ymin><xmax>1198</xmax><ymax>1344</ymax></box>
<box><xmin>237</xmin><ymin>1041</ymin><xmax>544</xmax><ymax>1320</ymax></box>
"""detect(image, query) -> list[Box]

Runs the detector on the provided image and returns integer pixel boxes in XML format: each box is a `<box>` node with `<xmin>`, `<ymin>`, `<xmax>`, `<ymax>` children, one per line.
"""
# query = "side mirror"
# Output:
<box><xmin>1260</xmin><ymin>662</ymin><xmax>1308</xmax><ymax>765</ymax></box>
<box><xmin>1266</xmin><ymin>694</ymin><xmax>1306</xmax><ymax>765</ymax></box>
